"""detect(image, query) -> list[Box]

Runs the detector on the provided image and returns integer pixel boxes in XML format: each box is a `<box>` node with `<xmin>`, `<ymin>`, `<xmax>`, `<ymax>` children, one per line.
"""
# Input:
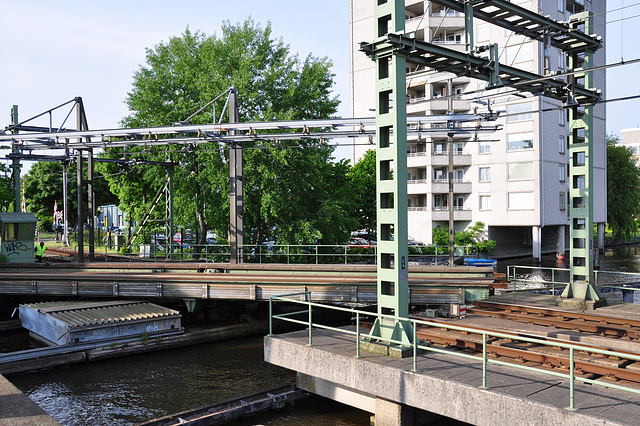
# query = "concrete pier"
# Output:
<box><xmin>265</xmin><ymin>328</ymin><xmax>640</xmax><ymax>425</ymax></box>
<box><xmin>0</xmin><ymin>374</ymin><xmax>58</xmax><ymax>425</ymax></box>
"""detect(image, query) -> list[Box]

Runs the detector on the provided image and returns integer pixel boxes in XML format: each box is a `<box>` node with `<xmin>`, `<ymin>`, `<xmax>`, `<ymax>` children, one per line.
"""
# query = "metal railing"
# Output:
<box><xmin>269</xmin><ymin>292</ymin><xmax>640</xmax><ymax>411</ymax></box>
<box><xmin>61</xmin><ymin>242</ymin><xmax>484</xmax><ymax>265</ymax></box>
<box><xmin>506</xmin><ymin>265</ymin><xmax>640</xmax><ymax>294</ymax></box>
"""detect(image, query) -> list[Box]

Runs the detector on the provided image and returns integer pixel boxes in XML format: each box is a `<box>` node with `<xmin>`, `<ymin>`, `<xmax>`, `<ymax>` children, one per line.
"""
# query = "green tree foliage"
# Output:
<box><xmin>23</xmin><ymin>162</ymin><xmax>117</xmax><ymax>231</ymax></box>
<box><xmin>0</xmin><ymin>164</ymin><xmax>13</xmax><ymax>212</ymax></box>
<box><xmin>348</xmin><ymin>149</ymin><xmax>376</xmax><ymax>239</ymax></box>
<box><xmin>432</xmin><ymin>221</ymin><xmax>496</xmax><ymax>254</ymax></box>
<box><xmin>607</xmin><ymin>134</ymin><xmax>640</xmax><ymax>240</ymax></box>
<box><xmin>99</xmin><ymin>20</ymin><xmax>347</xmax><ymax>246</ymax></box>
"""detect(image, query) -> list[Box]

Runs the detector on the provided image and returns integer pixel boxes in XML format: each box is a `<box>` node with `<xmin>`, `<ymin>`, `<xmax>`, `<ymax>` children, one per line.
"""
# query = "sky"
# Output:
<box><xmin>1</xmin><ymin>0</ymin><xmax>640</xmax><ymax>172</ymax></box>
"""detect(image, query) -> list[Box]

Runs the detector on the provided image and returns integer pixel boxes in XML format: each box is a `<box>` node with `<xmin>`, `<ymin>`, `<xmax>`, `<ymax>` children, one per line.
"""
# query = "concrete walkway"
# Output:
<box><xmin>265</xmin><ymin>328</ymin><xmax>640</xmax><ymax>425</ymax></box>
<box><xmin>0</xmin><ymin>374</ymin><xmax>58</xmax><ymax>425</ymax></box>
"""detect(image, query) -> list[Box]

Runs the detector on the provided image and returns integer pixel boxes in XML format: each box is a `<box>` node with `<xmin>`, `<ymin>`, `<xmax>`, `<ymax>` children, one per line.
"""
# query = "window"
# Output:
<box><xmin>558</xmin><ymin>0</ymin><xmax>564</xmax><ymax>12</ymax></box>
<box><xmin>559</xmin><ymin>192</ymin><xmax>566</xmax><ymax>210</ymax></box>
<box><xmin>559</xmin><ymin>109</ymin><xmax>565</xmax><ymax>126</ymax></box>
<box><xmin>479</xmin><ymin>167</ymin><xmax>491</xmax><ymax>182</ymax></box>
<box><xmin>507</xmin><ymin>102</ymin><xmax>533</xmax><ymax>122</ymax></box>
<box><xmin>505</xmin><ymin>43</ymin><xmax>533</xmax><ymax>64</ymax></box>
<box><xmin>454</xmin><ymin>168</ymin><xmax>464</xmax><ymax>182</ymax></box>
<box><xmin>433</xmin><ymin>194</ymin><xmax>448</xmax><ymax>210</ymax></box>
<box><xmin>476</xmin><ymin>24</ymin><xmax>489</xmax><ymax>42</ymax></box>
<box><xmin>479</xmin><ymin>194</ymin><xmax>491</xmax><ymax>210</ymax></box>
<box><xmin>559</xmin><ymin>136</ymin><xmax>566</xmax><ymax>154</ymax></box>
<box><xmin>559</xmin><ymin>164</ymin><xmax>566</xmax><ymax>182</ymax></box>
<box><xmin>2</xmin><ymin>224</ymin><xmax>18</xmax><ymax>242</ymax></box>
<box><xmin>508</xmin><ymin>162</ymin><xmax>534</xmax><ymax>180</ymax></box>
<box><xmin>508</xmin><ymin>192</ymin><xmax>534</xmax><ymax>210</ymax></box>
<box><xmin>558</xmin><ymin>50</ymin><xmax>565</xmax><ymax>70</ymax></box>
<box><xmin>507</xmin><ymin>132</ymin><xmax>534</xmax><ymax>151</ymax></box>
<box><xmin>479</xmin><ymin>141</ymin><xmax>491</xmax><ymax>154</ymax></box>
<box><xmin>434</xmin><ymin>168</ymin><xmax>447</xmax><ymax>182</ymax></box>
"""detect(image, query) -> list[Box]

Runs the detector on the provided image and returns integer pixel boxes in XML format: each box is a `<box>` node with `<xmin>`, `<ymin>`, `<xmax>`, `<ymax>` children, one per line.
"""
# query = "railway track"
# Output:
<box><xmin>403</xmin><ymin>318</ymin><xmax>640</xmax><ymax>386</ymax></box>
<box><xmin>467</xmin><ymin>300</ymin><xmax>640</xmax><ymax>340</ymax></box>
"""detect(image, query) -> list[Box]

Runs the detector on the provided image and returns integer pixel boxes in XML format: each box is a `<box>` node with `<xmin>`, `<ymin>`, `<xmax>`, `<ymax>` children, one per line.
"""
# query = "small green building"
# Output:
<box><xmin>0</xmin><ymin>212</ymin><xmax>37</xmax><ymax>263</ymax></box>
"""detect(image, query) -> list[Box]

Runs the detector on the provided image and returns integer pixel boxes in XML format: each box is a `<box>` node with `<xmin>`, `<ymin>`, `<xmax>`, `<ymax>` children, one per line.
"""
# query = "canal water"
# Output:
<box><xmin>7</xmin><ymin>245</ymin><xmax>640</xmax><ymax>425</ymax></box>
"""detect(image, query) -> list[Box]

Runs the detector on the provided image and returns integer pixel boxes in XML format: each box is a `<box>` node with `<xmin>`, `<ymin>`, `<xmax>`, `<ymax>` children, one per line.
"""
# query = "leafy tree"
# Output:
<box><xmin>432</xmin><ymin>221</ymin><xmax>496</xmax><ymax>254</ymax></box>
<box><xmin>23</xmin><ymin>161</ymin><xmax>118</xmax><ymax>231</ymax></box>
<box><xmin>607</xmin><ymin>134</ymin><xmax>640</xmax><ymax>240</ymax></box>
<box><xmin>100</xmin><ymin>19</ymin><xmax>344</xmax><ymax>246</ymax></box>
<box><xmin>0</xmin><ymin>163</ymin><xmax>13</xmax><ymax>212</ymax></box>
<box><xmin>348</xmin><ymin>149</ymin><xmax>376</xmax><ymax>240</ymax></box>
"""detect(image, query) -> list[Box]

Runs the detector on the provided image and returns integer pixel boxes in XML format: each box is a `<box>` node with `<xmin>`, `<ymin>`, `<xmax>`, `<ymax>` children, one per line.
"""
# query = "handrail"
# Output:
<box><xmin>59</xmin><ymin>243</ymin><xmax>480</xmax><ymax>265</ymax></box>
<box><xmin>268</xmin><ymin>294</ymin><xmax>640</xmax><ymax>410</ymax></box>
<box><xmin>506</xmin><ymin>265</ymin><xmax>640</xmax><ymax>294</ymax></box>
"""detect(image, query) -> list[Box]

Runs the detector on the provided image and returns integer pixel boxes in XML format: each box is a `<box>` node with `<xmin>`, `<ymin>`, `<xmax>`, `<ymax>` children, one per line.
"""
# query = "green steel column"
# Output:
<box><xmin>562</xmin><ymin>11</ymin><xmax>601</xmax><ymax>302</ymax></box>
<box><xmin>10</xmin><ymin>105</ymin><xmax>21</xmax><ymax>212</ymax></box>
<box><xmin>369</xmin><ymin>0</ymin><xmax>412</xmax><ymax>345</ymax></box>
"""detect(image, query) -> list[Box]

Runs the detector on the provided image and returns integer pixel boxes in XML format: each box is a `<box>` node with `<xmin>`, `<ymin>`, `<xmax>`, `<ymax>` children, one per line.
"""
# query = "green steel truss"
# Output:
<box><xmin>369</xmin><ymin>0</ymin><xmax>412</xmax><ymax>344</ymax></box>
<box><xmin>562</xmin><ymin>11</ymin><xmax>602</xmax><ymax>301</ymax></box>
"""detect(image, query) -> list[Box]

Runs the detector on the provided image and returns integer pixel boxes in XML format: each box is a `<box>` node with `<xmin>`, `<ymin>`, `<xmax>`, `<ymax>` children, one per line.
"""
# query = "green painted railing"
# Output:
<box><xmin>507</xmin><ymin>265</ymin><xmax>640</xmax><ymax>294</ymax></box>
<box><xmin>70</xmin><ymin>243</ymin><xmax>478</xmax><ymax>265</ymax></box>
<box><xmin>269</xmin><ymin>292</ymin><xmax>640</xmax><ymax>410</ymax></box>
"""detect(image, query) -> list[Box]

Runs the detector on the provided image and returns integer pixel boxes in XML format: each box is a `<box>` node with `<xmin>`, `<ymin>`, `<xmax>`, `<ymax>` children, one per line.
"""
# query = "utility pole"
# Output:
<box><xmin>447</xmin><ymin>79</ymin><xmax>455</xmax><ymax>267</ymax></box>
<box><xmin>229</xmin><ymin>88</ymin><xmax>243</xmax><ymax>264</ymax></box>
<box><xmin>10</xmin><ymin>106</ymin><xmax>21</xmax><ymax>212</ymax></box>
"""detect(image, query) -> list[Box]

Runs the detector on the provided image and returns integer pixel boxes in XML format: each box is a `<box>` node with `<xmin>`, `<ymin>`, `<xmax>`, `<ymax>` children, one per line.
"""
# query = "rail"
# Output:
<box><xmin>506</xmin><ymin>265</ymin><xmax>640</xmax><ymax>294</ymax></box>
<box><xmin>269</xmin><ymin>292</ymin><xmax>640</xmax><ymax>411</ymax></box>
<box><xmin>49</xmin><ymin>243</ymin><xmax>479</xmax><ymax>265</ymax></box>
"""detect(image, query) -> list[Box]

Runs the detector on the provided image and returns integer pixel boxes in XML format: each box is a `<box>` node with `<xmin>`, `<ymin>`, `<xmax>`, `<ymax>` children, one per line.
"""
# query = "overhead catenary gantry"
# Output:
<box><xmin>359</xmin><ymin>0</ymin><xmax>603</xmax><ymax>339</ymax></box>
<box><xmin>2</xmin><ymin>110</ymin><xmax>499</xmax><ymax>263</ymax></box>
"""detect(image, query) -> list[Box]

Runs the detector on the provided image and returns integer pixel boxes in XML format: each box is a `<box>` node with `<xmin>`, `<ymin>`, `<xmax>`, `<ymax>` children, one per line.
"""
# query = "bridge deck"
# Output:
<box><xmin>265</xmin><ymin>328</ymin><xmax>640</xmax><ymax>425</ymax></box>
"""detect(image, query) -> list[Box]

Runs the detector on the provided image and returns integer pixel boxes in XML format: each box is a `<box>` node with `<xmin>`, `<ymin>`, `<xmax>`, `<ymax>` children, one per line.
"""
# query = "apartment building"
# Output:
<box><xmin>349</xmin><ymin>0</ymin><xmax>607</xmax><ymax>258</ymax></box>
<box><xmin>621</xmin><ymin>128</ymin><xmax>640</xmax><ymax>168</ymax></box>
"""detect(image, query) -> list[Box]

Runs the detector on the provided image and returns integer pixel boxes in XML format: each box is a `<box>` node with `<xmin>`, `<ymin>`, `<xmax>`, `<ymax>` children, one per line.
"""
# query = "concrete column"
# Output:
<box><xmin>557</xmin><ymin>225</ymin><xmax>566</xmax><ymax>255</ymax></box>
<box><xmin>597</xmin><ymin>223</ymin><xmax>605</xmax><ymax>252</ymax></box>
<box><xmin>532</xmin><ymin>226</ymin><xmax>542</xmax><ymax>262</ymax></box>
<box><xmin>375</xmin><ymin>397</ymin><xmax>414</xmax><ymax>426</ymax></box>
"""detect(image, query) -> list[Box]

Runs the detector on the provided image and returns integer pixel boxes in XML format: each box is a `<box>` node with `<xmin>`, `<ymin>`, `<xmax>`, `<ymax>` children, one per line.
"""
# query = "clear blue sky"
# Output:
<box><xmin>1</xmin><ymin>0</ymin><xmax>639</xmax><ymax>168</ymax></box>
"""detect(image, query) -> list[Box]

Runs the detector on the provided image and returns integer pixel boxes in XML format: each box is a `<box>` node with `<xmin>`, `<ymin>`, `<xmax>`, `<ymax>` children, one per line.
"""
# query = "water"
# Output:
<box><xmin>8</xmin><ymin>245</ymin><xmax>640</xmax><ymax>424</ymax></box>
<box><xmin>7</xmin><ymin>335</ymin><xmax>371</xmax><ymax>425</ymax></box>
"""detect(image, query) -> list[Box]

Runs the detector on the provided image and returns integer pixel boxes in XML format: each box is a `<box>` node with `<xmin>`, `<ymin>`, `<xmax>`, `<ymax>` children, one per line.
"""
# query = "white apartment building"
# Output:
<box><xmin>621</xmin><ymin>128</ymin><xmax>640</xmax><ymax>168</ymax></box>
<box><xmin>349</xmin><ymin>0</ymin><xmax>607</xmax><ymax>258</ymax></box>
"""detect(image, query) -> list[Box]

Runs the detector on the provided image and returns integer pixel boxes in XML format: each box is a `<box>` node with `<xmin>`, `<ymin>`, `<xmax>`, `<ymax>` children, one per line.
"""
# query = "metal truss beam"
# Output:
<box><xmin>361</xmin><ymin>34</ymin><xmax>601</xmax><ymax>105</ymax></box>
<box><xmin>430</xmin><ymin>0</ymin><xmax>601</xmax><ymax>53</ymax></box>
<box><xmin>0</xmin><ymin>115</ymin><xmax>498</xmax><ymax>150</ymax></box>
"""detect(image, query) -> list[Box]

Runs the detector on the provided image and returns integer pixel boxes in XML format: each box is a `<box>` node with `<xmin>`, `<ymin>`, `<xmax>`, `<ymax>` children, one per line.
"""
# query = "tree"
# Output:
<box><xmin>0</xmin><ymin>164</ymin><xmax>13</xmax><ymax>212</ymax></box>
<box><xmin>99</xmin><ymin>19</ymin><xmax>344</xmax><ymax>246</ymax></box>
<box><xmin>23</xmin><ymin>161</ymin><xmax>117</xmax><ymax>231</ymax></box>
<box><xmin>607</xmin><ymin>134</ymin><xmax>640</xmax><ymax>240</ymax></box>
<box><xmin>348</xmin><ymin>149</ymin><xmax>376</xmax><ymax>239</ymax></box>
<box><xmin>432</xmin><ymin>221</ymin><xmax>496</xmax><ymax>254</ymax></box>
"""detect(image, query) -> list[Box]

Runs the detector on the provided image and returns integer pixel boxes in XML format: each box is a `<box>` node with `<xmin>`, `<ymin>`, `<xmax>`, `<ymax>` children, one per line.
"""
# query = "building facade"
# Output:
<box><xmin>349</xmin><ymin>0</ymin><xmax>607</xmax><ymax>258</ymax></box>
<box><xmin>621</xmin><ymin>128</ymin><xmax>640</xmax><ymax>168</ymax></box>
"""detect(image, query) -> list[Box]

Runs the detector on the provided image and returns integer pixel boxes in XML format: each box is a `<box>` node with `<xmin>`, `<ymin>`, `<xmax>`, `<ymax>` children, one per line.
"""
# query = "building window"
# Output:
<box><xmin>559</xmin><ymin>136</ymin><xmax>566</xmax><ymax>154</ymax></box>
<box><xmin>558</xmin><ymin>0</ymin><xmax>564</xmax><ymax>12</ymax></box>
<box><xmin>479</xmin><ymin>167</ymin><xmax>491</xmax><ymax>182</ymax></box>
<box><xmin>479</xmin><ymin>141</ymin><xmax>491</xmax><ymax>154</ymax></box>
<box><xmin>559</xmin><ymin>109</ymin><xmax>565</xmax><ymax>126</ymax></box>
<box><xmin>508</xmin><ymin>192</ymin><xmax>534</xmax><ymax>210</ymax></box>
<box><xmin>508</xmin><ymin>162</ymin><xmax>534</xmax><ymax>180</ymax></box>
<box><xmin>559</xmin><ymin>192</ymin><xmax>566</xmax><ymax>210</ymax></box>
<box><xmin>505</xmin><ymin>43</ymin><xmax>533</xmax><ymax>64</ymax></box>
<box><xmin>559</xmin><ymin>164</ymin><xmax>566</xmax><ymax>182</ymax></box>
<box><xmin>507</xmin><ymin>132</ymin><xmax>534</xmax><ymax>151</ymax></box>
<box><xmin>476</xmin><ymin>24</ymin><xmax>489</xmax><ymax>42</ymax></box>
<box><xmin>479</xmin><ymin>194</ymin><xmax>491</xmax><ymax>210</ymax></box>
<box><xmin>558</xmin><ymin>50</ymin><xmax>565</xmax><ymax>70</ymax></box>
<box><xmin>433</xmin><ymin>194</ymin><xmax>448</xmax><ymax>210</ymax></box>
<box><xmin>506</xmin><ymin>102</ymin><xmax>533</xmax><ymax>122</ymax></box>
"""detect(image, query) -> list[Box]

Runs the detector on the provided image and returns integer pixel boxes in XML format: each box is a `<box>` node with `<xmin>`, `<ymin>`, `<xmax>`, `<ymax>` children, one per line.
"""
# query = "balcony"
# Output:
<box><xmin>429</xmin><ymin>11</ymin><xmax>464</xmax><ymax>29</ymax></box>
<box><xmin>431</xmin><ymin>153</ymin><xmax>472</xmax><ymax>167</ymax></box>
<box><xmin>431</xmin><ymin>180</ymin><xmax>472</xmax><ymax>194</ymax></box>
<box><xmin>431</xmin><ymin>207</ymin><xmax>473</xmax><ymax>221</ymax></box>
